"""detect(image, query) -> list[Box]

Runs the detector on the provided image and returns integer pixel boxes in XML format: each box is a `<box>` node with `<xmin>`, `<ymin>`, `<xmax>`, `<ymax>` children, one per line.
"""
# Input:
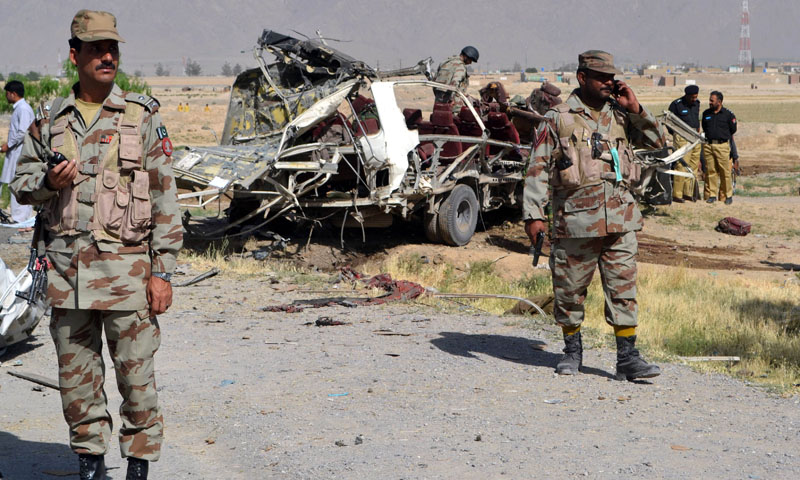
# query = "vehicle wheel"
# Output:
<box><xmin>437</xmin><ymin>184</ymin><xmax>479</xmax><ymax>246</ymax></box>
<box><xmin>424</xmin><ymin>213</ymin><xmax>442</xmax><ymax>243</ymax></box>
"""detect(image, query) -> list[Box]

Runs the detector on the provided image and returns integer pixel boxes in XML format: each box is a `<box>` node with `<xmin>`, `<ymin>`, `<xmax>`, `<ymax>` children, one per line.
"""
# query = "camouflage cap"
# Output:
<box><xmin>578</xmin><ymin>50</ymin><xmax>622</xmax><ymax>75</ymax></box>
<box><xmin>71</xmin><ymin>10</ymin><xmax>125</xmax><ymax>43</ymax></box>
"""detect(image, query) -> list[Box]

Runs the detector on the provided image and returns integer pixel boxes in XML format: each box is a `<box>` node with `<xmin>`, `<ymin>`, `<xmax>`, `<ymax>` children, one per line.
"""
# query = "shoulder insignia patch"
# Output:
<box><xmin>156</xmin><ymin>126</ymin><xmax>169</xmax><ymax>139</ymax></box>
<box><xmin>162</xmin><ymin>137</ymin><xmax>173</xmax><ymax>157</ymax></box>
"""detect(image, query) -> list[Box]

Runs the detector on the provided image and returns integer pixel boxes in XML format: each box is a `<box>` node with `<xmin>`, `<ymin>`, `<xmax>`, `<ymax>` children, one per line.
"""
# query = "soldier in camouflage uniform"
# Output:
<box><xmin>11</xmin><ymin>10</ymin><xmax>182</xmax><ymax>480</ymax></box>
<box><xmin>433</xmin><ymin>46</ymin><xmax>479</xmax><ymax>105</ymax></box>
<box><xmin>523</xmin><ymin>51</ymin><xmax>664</xmax><ymax>381</ymax></box>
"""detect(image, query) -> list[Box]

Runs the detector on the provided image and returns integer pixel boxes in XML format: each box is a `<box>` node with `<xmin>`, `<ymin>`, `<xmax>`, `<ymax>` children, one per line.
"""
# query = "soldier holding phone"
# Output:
<box><xmin>523</xmin><ymin>51</ymin><xmax>665</xmax><ymax>381</ymax></box>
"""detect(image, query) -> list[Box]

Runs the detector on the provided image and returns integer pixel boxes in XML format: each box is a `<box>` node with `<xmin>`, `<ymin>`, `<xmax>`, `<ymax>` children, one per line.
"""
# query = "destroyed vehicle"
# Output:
<box><xmin>173</xmin><ymin>30</ymin><xmax>530</xmax><ymax>246</ymax></box>
<box><xmin>172</xmin><ymin>30</ymin><xmax>697</xmax><ymax>246</ymax></box>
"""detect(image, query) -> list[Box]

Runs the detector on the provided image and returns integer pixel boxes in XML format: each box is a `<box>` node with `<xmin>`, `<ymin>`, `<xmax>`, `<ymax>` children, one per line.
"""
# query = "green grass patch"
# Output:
<box><xmin>737</xmin><ymin>173</ymin><xmax>800</xmax><ymax>197</ymax></box>
<box><xmin>643</xmin><ymin>101</ymin><xmax>800</xmax><ymax>124</ymax></box>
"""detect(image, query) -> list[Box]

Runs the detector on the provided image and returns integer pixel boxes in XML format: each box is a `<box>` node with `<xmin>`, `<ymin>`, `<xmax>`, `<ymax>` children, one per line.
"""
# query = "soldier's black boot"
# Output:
<box><xmin>78</xmin><ymin>454</ymin><xmax>106</xmax><ymax>480</ymax></box>
<box><xmin>555</xmin><ymin>331</ymin><xmax>582</xmax><ymax>375</ymax></box>
<box><xmin>615</xmin><ymin>335</ymin><xmax>661</xmax><ymax>381</ymax></box>
<box><xmin>126</xmin><ymin>457</ymin><xmax>149</xmax><ymax>480</ymax></box>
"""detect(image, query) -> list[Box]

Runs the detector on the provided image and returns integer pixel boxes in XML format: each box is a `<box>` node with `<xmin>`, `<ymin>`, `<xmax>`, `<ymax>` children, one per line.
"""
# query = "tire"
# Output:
<box><xmin>437</xmin><ymin>184</ymin><xmax>479</xmax><ymax>246</ymax></box>
<box><xmin>424</xmin><ymin>213</ymin><xmax>442</xmax><ymax>243</ymax></box>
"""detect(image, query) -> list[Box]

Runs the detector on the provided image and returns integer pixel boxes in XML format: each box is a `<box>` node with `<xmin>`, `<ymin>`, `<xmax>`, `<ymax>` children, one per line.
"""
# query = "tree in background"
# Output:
<box><xmin>221</xmin><ymin>62</ymin><xmax>233</xmax><ymax>76</ymax></box>
<box><xmin>0</xmin><ymin>72</ymin><xmax>4</xmax><ymax>82</ymax></box>
<box><xmin>185</xmin><ymin>58</ymin><xmax>202</xmax><ymax>76</ymax></box>
<box><xmin>155</xmin><ymin>63</ymin><xmax>170</xmax><ymax>76</ymax></box>
<box><xmin>0</xmin><ymin>62</ymin><xmax>149</xmax><ymax>114</ymax></box>
<box><xmin>524</xmin><ymin>67</ymin><xmax>538</xmax><ymax>73</ymax></box>
<box><xmin>232</xmin><ymin>63</ymin><xmax>243</xmax><ymax>75</ymax></box>
<box><xmin>134</xmin><ymin>69</ymin><xmax>143</xmax><ymax>78</ymax></box>
<box><xmin>512</xmin><ymin>61</ymin><xmax>522</xmax><ymax>72</ymax></box>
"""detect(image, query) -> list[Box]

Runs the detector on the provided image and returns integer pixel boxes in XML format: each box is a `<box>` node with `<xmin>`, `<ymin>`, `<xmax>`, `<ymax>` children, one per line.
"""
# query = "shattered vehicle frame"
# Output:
<box><xmin>173</xmin><ymin>30</ymin><xmax>698</xmax><ymax>246</ymax></box>
<box><xmin>634</xmin><ymin>110</ymin><xmax>706</xmax><ymax>204</ymax></box>
<box><xmin>173</xmin><ymin>30</ymin><xmax>529</xmax><ymax>246</ymax></box>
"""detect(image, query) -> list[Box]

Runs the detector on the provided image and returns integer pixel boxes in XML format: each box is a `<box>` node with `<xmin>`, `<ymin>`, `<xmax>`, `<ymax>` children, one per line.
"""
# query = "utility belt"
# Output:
<box><xmin>707</xmin><ymin>138</ymin><xmax>729</xmax><ymax>144</ymax></box>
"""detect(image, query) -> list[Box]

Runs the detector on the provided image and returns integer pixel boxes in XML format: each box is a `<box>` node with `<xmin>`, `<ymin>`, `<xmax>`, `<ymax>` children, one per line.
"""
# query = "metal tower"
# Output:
<box><xmin>739</xmin><ymin>0</ymin><xmax>752</xmax><ymax>70</ymax></box>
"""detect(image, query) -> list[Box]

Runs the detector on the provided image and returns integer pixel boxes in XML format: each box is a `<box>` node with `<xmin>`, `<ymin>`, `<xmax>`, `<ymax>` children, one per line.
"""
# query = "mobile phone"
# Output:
<box><xmin>47</xmin><ymin>152</ymin><xmax>68</xmax><ymax>168</ymax></box>
<box><xmin>612</xmin><ymin>80</ymin><xmax>623</xmax><ymax>96</ymax></box>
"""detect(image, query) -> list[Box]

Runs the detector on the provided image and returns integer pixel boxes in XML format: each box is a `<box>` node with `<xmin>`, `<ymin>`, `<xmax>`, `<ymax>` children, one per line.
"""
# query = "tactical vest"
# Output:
<box><xmin>550</xmin><ymin>102</ymin><xmax>641</xmax><ymax>189</ymax></box>
<box><xmin>45</xmin><ymin>95</ymin><xmax>153</xmax><ymax>243</ymax></box>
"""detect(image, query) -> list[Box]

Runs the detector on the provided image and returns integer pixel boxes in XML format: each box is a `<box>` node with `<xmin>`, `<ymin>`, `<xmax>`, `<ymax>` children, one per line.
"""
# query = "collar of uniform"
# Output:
<box><xmin>57</xmin><ymin>82</ymin><xmax>127</xmax><ymax>115</ymax></box>
<box><xmin>565</xmin><ymin>90</ymin><xmax>611</xmax><ymax>117</ymax></box>
<box><xmin>103</xmin><ymin>83</ymin><xmax>127</xmax><ymax>110</ymax></box>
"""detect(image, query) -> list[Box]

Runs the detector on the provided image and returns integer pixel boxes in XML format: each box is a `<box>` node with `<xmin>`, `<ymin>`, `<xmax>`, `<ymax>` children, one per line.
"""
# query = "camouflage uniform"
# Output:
<box><xmin>523</xmin><ymin>90</ymin><xmax>665</xmax><ymax>328</ymax></box>
<box><xmin>12</xmin><ymin>82</ymin><xmax>183</xmax><ymax>461</ymax></box>
<box><xmin>433</xmin><ymin>55</ymin><xmax>469</xmax><ymax>104</ymax></box>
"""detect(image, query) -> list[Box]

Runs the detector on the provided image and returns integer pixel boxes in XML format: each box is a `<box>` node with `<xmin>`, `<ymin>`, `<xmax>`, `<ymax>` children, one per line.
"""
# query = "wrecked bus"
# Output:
<box><xmin>172</xmin><ymin>30</ymin><xmax>701</xmax><ymax>246</ymax></box>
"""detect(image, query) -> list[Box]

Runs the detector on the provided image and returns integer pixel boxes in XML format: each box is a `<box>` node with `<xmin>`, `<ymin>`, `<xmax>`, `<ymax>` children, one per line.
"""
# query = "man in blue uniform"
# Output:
<box><xmin>668</xmin><ymin>85</ymin><xmax>700</xmax><ymax>202</ymax></box>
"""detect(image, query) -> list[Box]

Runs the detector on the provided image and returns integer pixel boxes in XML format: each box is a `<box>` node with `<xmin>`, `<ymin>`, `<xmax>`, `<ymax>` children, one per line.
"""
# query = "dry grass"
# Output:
<box><xmin>181</xmin><ymin>238</ymin><xmax>330</xmax><ymax>287</ymax></box>
<box><xmin>377</xmin><ymin>253</ymin><xmax>800</xmax><ymax>393</ymax></box>
<box><xmin>737</xmin><ymin>173</ymin><xmax>800</xmax><ymax>197</ymax></box>
<box><xmin>642</xmin><ymin>101</ymin><xmax>800</xmax><ymax>124</ymax></box>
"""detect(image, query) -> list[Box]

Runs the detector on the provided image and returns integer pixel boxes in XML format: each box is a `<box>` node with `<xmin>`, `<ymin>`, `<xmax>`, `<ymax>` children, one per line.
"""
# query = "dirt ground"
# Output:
<box><xmin>1</xmin><ymin>74</ymin><xmax>800</xmax><ymax>478</ymax></box>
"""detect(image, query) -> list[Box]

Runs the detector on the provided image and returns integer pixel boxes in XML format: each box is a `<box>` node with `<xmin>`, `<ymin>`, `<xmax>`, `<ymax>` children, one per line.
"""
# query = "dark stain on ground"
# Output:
<box><xmin>636</xmin><ymin>233</ymin><xmax>774</xmax><ymax>271</ymax></box>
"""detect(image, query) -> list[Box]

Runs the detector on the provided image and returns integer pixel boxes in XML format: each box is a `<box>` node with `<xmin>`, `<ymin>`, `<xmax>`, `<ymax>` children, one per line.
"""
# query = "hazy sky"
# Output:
<box><xmin>2</xmin><ymin>0</ymin><xmax>798</xmax><ymax>76</ymax></box>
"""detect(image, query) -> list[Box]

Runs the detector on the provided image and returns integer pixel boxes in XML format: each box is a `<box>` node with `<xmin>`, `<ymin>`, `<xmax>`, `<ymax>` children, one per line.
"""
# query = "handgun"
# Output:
<box><xmin>530</xmin><ymin>231</ymin><xmax>546</xmax><ymax>267</ymax></box>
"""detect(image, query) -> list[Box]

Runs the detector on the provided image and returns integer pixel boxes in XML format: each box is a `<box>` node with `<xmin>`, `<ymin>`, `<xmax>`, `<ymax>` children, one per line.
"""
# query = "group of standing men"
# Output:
<box><xmin>4</xmin><ymin>12</ymin><xmax>743</xmax><ymax>478</ymax></box>
<box><xmin>669</xmin><ymin>85</ymin><xmax>738</xmax><ymax>204</ymax></box>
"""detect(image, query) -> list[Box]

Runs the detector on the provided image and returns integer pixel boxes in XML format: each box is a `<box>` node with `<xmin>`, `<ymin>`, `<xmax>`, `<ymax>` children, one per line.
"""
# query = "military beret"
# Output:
<box><xmin>541</xmin><ymin>82</ymin><xmax>561</xmax><ymax>97</ymax></box>
<box><xmin>684</xmin><ymin>85</ymin><xmax>699</xmax><ymax>95</ymax></box>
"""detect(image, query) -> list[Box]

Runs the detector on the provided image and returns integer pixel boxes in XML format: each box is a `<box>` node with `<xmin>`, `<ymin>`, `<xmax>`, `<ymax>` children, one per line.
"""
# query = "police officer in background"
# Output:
<box><xmin>701</xmin><ymin>90</ymin><xmax>737</xmax><ymax>204</ymax></box>
<box><xmin>668</xmin><ymin>85</ymin><xmax>701</xmax><ymax>202</ymax></box>
<box><xmin>433</xmin><ymin>46</ymin><xmax>479</xmax><ymax>104</ymax></box>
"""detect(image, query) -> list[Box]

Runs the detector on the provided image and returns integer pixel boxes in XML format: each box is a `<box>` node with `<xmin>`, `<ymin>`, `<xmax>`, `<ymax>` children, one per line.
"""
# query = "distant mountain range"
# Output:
<box><xmin>3</xmin><ymin>0</ymin><xmax>798</xmax><ymax>76</ymax></box>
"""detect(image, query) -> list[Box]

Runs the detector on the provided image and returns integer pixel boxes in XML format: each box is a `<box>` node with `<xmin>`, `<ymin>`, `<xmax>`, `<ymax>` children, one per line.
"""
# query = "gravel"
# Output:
<box><xmin>1</xmin><ymin>261</ymin><xmax>799</xmax><ymax>479</ymax></box>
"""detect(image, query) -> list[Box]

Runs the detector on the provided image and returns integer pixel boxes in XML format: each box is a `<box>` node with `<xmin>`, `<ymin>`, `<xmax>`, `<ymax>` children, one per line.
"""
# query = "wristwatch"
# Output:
<box><xmin>151</xmin><ymin>272</ymin><xmax>172</xmax><ymax>282</ymax></box>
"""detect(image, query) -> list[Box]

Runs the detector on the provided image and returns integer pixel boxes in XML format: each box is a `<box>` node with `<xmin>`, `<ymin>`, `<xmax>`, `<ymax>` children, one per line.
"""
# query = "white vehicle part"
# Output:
<box><xmin>0</xmin><ymin>258</ymin><xmax>46</xmax><ymax>351</ymax></box>
<box><xmin>274</xmin><ymin>80</ymin><xmax>359</xmax><ymax>159</ymax></box>
<box><xmin>367</xmin><ymin>82</ymin><xmax>420</xmax><ymax>197</ymax></box>
<box><xmin>288</xmin><ymin>80</ymin><xmax>358</xmax><ymax>135</ymax></box>
<box><xmin>657</xmin><ymin>168</ymin><xmax>694</xmax><ymax>178</ymax></box>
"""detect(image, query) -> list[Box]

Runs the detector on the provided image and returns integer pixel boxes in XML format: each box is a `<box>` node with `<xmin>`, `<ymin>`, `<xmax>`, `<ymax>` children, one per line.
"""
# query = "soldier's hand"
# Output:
<box><xmin>524</xmin><ymin>219</ymin><xmax>546</xmax><ymax>244</ymax></box>
<box><xmin>147</xmin><ymin>276</ymin><xmax>173</xmax><ymax>317</ymax></box>
<box><xmin>45</xmin><ymin>159</ymin><xmax>78</xmax><ymax>190</ymax></box>
<box><xmin>612</xmin><ymin>80</ymin><xmax>641</xmax><ymax>114</ymax></box>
